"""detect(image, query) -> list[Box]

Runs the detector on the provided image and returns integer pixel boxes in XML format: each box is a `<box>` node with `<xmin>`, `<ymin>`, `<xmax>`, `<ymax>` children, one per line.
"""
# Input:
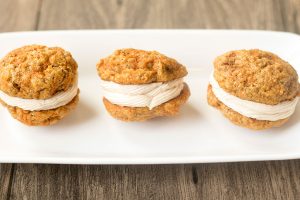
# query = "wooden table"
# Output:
<box><xmin>0</xmin><ymin>0</ymin><xmax>300</xmax><ymax>199</ymax></box>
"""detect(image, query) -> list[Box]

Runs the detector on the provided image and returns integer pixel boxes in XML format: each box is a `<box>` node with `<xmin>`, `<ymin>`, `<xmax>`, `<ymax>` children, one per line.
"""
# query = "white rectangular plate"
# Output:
<box><xmin>0</xmin><ymin>30</ymin><xmax>300</xmax><ymax>164</ymax></box>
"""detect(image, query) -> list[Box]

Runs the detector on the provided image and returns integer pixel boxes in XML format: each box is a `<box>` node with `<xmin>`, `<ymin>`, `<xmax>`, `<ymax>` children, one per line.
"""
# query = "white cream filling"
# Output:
<box><xmin>100</xmin><ymin>78</ymin><xmax>184</xmax><ymax>110</ymax></box>
<box><xmin>0</xmin><ymin>83</ymin><xmax>78</xmax><ymax>111</ymax></box>
<box><xmin>210</xmin><ymin>74</ymin><xmax>299</xmax><ymax>121</ymax></box>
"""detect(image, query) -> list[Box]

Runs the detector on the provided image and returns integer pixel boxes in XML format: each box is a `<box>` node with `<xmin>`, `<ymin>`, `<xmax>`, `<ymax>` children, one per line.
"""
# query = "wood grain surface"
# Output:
<box><xmin>1</xmin><ymin>0</ymin><xmax>300</xmax><ymax>199</ymax></box>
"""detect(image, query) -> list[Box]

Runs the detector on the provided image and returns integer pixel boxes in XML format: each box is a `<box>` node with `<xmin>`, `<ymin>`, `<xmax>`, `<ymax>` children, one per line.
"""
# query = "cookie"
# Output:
<box><xmin>0</xmin><ymin>45</ymin><xmax>79</xmax><ymax>126</ymax></box>
<box><xmin>97</xmin><ymin>48</ymin><xmax>190</xmax><ymax>121</ymax></box>
<box><xmin>208</xmin><ymin>49</ymin><xmax>299</xmax><ymax>130</ymax></box>
<box><xmin>97</xmin><ymin>48</ymin><xmax>187</xmax><ymax>84</ymax></box>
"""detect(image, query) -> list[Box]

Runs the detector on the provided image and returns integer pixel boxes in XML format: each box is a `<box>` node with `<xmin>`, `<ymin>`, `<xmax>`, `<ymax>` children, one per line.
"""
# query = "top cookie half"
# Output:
<box><xmin>213</xmin><ymin>49</ymin><xmax>299</xmax><ymax>105</ymax></box>
<box><xmin>96</xmin><ymin>48</ymin><xmax>188</xmax><ymax>84</ymax></box>
<box><xmin>0</xmin><ymin>45</ymin><xmax>78</xmax><ymax>99</ymax></box>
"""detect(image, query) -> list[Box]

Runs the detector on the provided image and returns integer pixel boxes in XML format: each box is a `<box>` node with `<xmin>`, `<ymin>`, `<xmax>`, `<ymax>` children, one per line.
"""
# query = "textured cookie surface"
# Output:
<box><xmin>0</xmin><ymin>45</ymin><xmax>78</xmax><ymax>99</ymax></box>
<box><xmin>103</xmin><ymin>83</ymin><xmax>190</xmax><ymax>121</ymax></box>
<box><xmin>214</xmin><ymin>49</ymin><xmax>299</xmax><ymax>105</ymax></box>
<box><xmin>97</xmin><ymin>48</ymin><xmax>188</xmax><ymax>84</ymax></box>
<box><xmin>207</xmin><ymin>85</ymin><xmax>288</xmax><ymax>130</ymax></box>
<box><xmin>0</xmin><ymin>91</ymin><xmax>79</xmax><ymax>126</ymax></box>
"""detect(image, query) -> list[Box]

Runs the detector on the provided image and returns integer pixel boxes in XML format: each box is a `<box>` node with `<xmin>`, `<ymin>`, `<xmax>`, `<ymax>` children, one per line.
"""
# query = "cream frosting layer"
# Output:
<box><xmin>0</xmin><ymin>83</ymin><xmax>78</xmax><ymax>111</ymax></box>
<box><xmin>100</xmin><ymin>78</ymin><xmax>184</xmax><ymax>110</ymax></box>
<box><xmin>210</xmin><ymin>74</ymin><xmax>299</xmax><ymax>121</ymax></box>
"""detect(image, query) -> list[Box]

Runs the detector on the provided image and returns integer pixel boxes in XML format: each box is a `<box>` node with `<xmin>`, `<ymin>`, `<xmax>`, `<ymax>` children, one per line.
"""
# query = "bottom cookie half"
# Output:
<box><xmin>103</xmin><ymin>83</ymin><xmax>190</xmax><ymax>122</ymax></box>
<box><xmin>207</xmin><ymin>84</ymin><xmax>288</xmax><ymax>130</ymax></box>
<box><xmin>0</xmin><ymin>91</ymin><xmax>79</xmax><ymax>126</ymax></box>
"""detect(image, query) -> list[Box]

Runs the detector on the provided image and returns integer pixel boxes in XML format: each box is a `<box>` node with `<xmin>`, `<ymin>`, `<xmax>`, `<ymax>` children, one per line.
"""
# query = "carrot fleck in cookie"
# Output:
<box><xmin>208</xmin><ymin>49</ymin><xmax>299</xmax><ymax>130</ymax></box>
<box><xmin>96</xmin><ymin>48</ymin><xmax>190</xmax><ymax>121</ymax></box>
<box><xmin>0</xmin><ymin>45</ymin><xmax>79</xmax><ymax>126</ymax></box>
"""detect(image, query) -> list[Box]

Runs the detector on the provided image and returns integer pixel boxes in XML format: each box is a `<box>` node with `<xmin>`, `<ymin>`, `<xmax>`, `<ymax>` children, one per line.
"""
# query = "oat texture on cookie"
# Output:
<box><xmin>0</xmin><ymin>45</ymin><xmax>78</xmax><ymax>99</ymax></box>
<box><xmin>97</xmin><ymin>48</ymin><xmax>188</xmax><ymax>84</ymax></box>
<box><xmin>213</xmin><ymin>49</ymin><xmax>299</xmax><ymax>105</ymax></box>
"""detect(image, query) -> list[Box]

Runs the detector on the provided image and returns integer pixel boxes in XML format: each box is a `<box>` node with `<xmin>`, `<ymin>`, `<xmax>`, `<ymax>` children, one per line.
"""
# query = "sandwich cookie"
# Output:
<box><xmin>207</xmin><ymin>49</ymin><xmax>299</xmax><ymax>130</ymax></box>
<box><xmin>0</xmin><ymin>45</ymin><xmax>79</xmax><ymax>126</ymax></box>
<box><xmin>97</xmin><ymin>48</ymin><xmax>190</xmax><ymax>121</ymax></box>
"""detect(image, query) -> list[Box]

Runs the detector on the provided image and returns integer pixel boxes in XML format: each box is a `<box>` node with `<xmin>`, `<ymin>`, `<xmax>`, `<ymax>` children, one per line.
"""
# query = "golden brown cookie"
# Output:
<box><xmin>97</xmin><ymin>48</ymin><xmax>188</xmax><ymax>84</ymax></box>
<box><xmin>0</xmin><ymin>45</ymin><xmax>77</xmax><ymax>99</ymax></box>
<box><xmin>103</xmin><ymin>84</ymin><xmax>190</xmax><ymax>121</ymax></box>
<box><xmin>97</xmin><ymin>48</ymin><xmax>190</xmax><ymax>121</ymax></box>
<box><xmin>208</xmin><ymin>49</ymin><xmax>299</xmax><ymax>130</ymax></box>
<box><xmin>0</xmin><ymin>45</ymin><xmax>79</xmax><ymax>126</ymax></box>
<box><xmin>213</xmin><ymin>49</ymin><xmax>298</xmax><ymax>104</ymax></box>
